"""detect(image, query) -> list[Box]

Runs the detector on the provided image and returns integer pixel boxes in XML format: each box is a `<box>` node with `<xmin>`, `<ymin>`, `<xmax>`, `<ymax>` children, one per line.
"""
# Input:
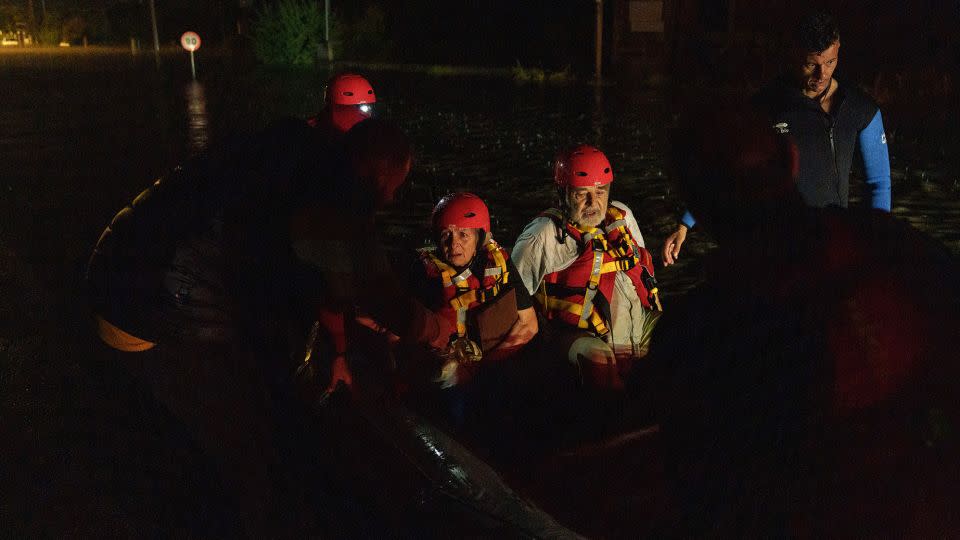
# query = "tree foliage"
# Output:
<box><xmin>0</xmin><ymin>4</ymin><xmax>25</xmax><ymax>31</ymax></box>
<box><xmin>61</xmin><ymin>15</ymin><xmax>89</xmax><ymax>42</ymax></box>
<box><xmin>36</xmin><ymin>12</ymin><xmax>62</xmax><ymax>44</ymax></box>
<box><xmin>333</xmin><ymin>5</ymin><xmax>393</xmax><ymax>60</ymax></box>
<box><xmin>252</xmin><ymin>0</ymin><xmax>323</xmax><ymax>66</ymax></box>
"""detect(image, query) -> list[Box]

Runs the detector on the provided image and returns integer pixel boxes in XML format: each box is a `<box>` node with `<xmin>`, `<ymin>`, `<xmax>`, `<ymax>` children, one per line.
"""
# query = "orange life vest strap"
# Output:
<box><xmin>539</xmin><ymin>207</ymin><xmax>643</xmax><ymax>337</ymax></box>
<box><xmin>96</xmin><ymin>316</ymin><xmax>156</xmax><ymax>352</ymax></box>
<box><xmin>424</xmin><ymin>240</ymin><xmax>510</xmax><ymax>338</ymax></box>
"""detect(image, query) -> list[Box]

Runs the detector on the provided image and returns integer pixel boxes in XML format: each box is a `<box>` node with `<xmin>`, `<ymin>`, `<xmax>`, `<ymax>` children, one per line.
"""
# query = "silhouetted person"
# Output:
<box><xmin>85</xmin><ymin>117</ymin><xmax>452</xmax><ymax>536</ymax></box>
<box><xmin>656</xmin><ymin>106</ymin><xmax>959</xmax><ymax>537</ymax></box>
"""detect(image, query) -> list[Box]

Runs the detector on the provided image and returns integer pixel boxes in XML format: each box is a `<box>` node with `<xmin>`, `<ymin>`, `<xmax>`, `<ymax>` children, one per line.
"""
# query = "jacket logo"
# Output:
<box><xmin>773</xmin><ymin>122</ymin><xmax>790</xmax><ymax>134</ymax></box>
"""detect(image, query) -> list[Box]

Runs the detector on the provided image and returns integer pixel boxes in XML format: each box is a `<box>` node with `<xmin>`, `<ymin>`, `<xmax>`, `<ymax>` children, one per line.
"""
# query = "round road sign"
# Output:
<box><xmin>180</xmin><ymin>31</ymin><xmax>201</xmax><ymax>52</ymax></box>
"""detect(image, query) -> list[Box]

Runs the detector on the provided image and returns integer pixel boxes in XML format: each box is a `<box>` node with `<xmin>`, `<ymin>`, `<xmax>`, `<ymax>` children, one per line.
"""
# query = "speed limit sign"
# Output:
<box><xmin>180</xmin><ymin>31</ymin><xmax>201</xmax><ymax>52</ymax></box>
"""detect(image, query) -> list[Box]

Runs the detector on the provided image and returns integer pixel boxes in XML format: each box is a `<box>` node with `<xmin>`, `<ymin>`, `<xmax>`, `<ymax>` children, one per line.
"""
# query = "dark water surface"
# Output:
<box><xmin>2</xmin><ymin>51</ymin><xmax>959</xmax><ymax>300</ymax></box>
<box><xmin>2</xmin><ymin>50</ymin><xmax>958</xmax><ymax>535</ymax></box>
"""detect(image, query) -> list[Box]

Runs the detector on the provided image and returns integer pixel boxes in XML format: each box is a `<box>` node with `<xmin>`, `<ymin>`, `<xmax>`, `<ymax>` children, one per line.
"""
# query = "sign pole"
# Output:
<box><xmin>594</xmin><ymin>0</ymin><xmax>604</xmax><ymax>83</ymax></box>
<box><xmin>180</xmin><ymin>31</ymin><xmax>201</xmax><ymax>79</ymax></box>
<box><xmin>149</xmin><ymin>0</ymin><xmax>160</xmax><ymax>66</ymax></box>
<box><xmin>325</xmin><ymin>0</ymin><xmax>332</xmax><ymax>61</ymax></box>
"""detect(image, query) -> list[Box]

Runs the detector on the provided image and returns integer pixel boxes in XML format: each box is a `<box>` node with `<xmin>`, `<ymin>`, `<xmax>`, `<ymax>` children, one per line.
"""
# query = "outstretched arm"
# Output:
<box><xmin>353</xmin><ymin>242</ymin><xmax>454</xmax><ymax>350</ymax></box>
<box><xmin>317</xmin><ymin>308</ymin><xmax>353</xmax><ymax>392</ymax></box>
<box><xmin>662</xmin><ymin>221</ymin><xmax>690</xmax><ymax>266</ymax></box>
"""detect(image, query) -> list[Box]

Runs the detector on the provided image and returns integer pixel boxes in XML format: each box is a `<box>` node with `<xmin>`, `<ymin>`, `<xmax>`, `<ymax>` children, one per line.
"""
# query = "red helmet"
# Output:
<box><xmin>554</xmin><ymin>144</ymin><xmax>614</xmax><ymax>188</ymax></box>
<box><xmin>432</xmin><ymin>192</ymin><xmax>491</xmax><ymax>233</ymax></box>
<box><xmin>325</xmin><ymin>73</ymin><xmax>376</xmax><ymax>106</ymax></box>
<box><xmin>323</xmin><ymin>73</ymin><xmax>376</xmax><ymax>133</ymax></box>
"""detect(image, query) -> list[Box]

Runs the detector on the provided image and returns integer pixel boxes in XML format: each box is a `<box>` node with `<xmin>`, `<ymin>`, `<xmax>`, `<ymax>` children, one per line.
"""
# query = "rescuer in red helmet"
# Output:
<box><xmin>511</xmin><ymin>145</ymin><xmax>662</xmax><ymax>391</ymax></box>
<box><xmin>419</xmin><ymin>193</ymin><xmax>537</xmax><ymax>380</ymax></box>
<box><xmin>358</xmin><ymin>192</ymin><xmax>535</xmax><ymax>430</ymax></box>
<box><xmin>307</xmin><ymin>72</ymin><xmax>377</xmax><ymax>136</ymax></box>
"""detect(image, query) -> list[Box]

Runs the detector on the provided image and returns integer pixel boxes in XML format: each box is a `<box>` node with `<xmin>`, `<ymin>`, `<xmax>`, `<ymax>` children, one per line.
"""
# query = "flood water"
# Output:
<box><xmin>2</xmin><ymin>50</ymin><xmax>959</xmax><ymax>536</ymax></box>
<box><xmin>2</xmin><ymin>50</ymin><xmax>959</xmax><ymax>303</ymax></box>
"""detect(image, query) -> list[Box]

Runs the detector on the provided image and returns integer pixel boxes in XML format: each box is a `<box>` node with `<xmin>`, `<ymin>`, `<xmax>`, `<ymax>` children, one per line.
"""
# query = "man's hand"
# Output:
<box><xmin>326</xmin><ymin>354</ymin><xmax>354</xmax><ymax>394</ymax></box>
<box><xmin>661</xmin><ymin>224</ymin><xmax>688</xmax><ymax>266</ymax></box>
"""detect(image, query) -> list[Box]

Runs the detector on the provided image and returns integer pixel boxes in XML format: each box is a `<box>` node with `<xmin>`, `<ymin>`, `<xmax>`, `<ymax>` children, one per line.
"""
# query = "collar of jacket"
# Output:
<box><xmin>762</xmin><ymin>75</ymin><xmax>847</xmax><ymax>113</ymax></box>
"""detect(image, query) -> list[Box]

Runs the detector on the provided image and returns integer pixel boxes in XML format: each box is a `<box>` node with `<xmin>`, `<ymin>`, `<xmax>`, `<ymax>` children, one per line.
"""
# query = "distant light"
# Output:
<box><xmin>359</xmin><ymin>104</ymin><xmax>371</xmax><ymax>114</ymax></box>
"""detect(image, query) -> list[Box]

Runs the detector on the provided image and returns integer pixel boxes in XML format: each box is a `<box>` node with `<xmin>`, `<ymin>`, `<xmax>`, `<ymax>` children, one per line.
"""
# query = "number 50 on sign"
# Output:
<box><xmin>180</xmin><ymin>31</ymin><xmax>201</xmax><ymax>52</ymax></box>
<box><xmin>180</xmin><ymin>31</ymin><xmax>201</xmax><ymax>78</ymax></box>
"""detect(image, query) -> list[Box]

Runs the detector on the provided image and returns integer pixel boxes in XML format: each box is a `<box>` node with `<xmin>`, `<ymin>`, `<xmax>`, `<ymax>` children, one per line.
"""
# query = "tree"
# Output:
<box><xmin>0</xmin><ymin>4</ymin><xmax>26</xmax><ymax>31</ymax></box>
<box><xmin>252</xmin><ymin>0</ymin><xmax>323</xmax><ymax>66</ymax></box>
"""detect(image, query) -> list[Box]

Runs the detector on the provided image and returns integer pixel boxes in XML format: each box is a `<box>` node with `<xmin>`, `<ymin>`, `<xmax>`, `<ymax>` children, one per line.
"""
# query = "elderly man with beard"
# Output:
<box><xmin>511</xmin><ymin>145</ymin><xmax>662</xmax><ymax>392</ymax></box>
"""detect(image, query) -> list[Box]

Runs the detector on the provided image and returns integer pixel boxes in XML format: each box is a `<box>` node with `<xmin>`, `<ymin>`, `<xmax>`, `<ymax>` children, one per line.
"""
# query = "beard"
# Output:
<box><xmin>570</xmin><ymin>205</ymin><xmax>604</xmax><ymax>228</ymax></box>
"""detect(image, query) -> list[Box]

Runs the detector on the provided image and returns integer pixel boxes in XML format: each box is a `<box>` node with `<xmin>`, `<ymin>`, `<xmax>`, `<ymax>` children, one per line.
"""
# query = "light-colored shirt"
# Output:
<box><xmin>511</xmin><ymin>201</ymin><xmax>651</xmax><ymax>357</ymax></box>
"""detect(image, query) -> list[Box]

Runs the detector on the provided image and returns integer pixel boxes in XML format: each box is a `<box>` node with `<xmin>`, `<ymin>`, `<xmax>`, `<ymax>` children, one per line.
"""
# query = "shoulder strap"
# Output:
<box><xmin>482</xmin><ymin>240</ymin><xmax>510</xmax><ymax>283</ymax></box>
<box><xmin>603</xmin><ymin>205</ymin><xmax>628</xmax><ymax>234</ymax></box>
<box><xmin>539</xmin><ymin>208</ymin><xmax>573</xmax><ymax>245</ymax></box>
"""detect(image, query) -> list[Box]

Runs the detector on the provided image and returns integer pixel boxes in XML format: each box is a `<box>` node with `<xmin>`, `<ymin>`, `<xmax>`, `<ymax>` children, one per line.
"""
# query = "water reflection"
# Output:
<box><xmin>184</xmin><ymin>80</ymin><xmax>209</xmax><ymax>154</ymax></box>
<box><xmin>592</xmin><ymin>81</ymin><xmax>604</xmax><ymax>142</ymax></box>
<box><xmin>1</xmin><ymin>54</ymin><xmax>957</xmax><ymax>303</ymax></box>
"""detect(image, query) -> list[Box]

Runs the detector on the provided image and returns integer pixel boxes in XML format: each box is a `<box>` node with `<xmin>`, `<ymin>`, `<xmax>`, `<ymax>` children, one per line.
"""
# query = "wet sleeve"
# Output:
<box><xmin>510</xmin><ymin>224</ymin><xmax>548</xmax><ymax>296</ymax></box>
<box><xmin>505</xmin><ymin>258</ymin><xmax>534</xmax><ymax>310</ymax></box>
<box><xmin>859</xmin><ymin>110</ymin><xmax>891</xmax><ymax>211</ymax></box>
<box><xmin>354</xmin><ymin>240</ymin><xmax>452</xmax><ymax>346</ymax></box>
<box><xmin>359</xmin><ymin>287</ymin><xmax>450</xmax><ymax>346</ymax></box>
<box><xmin>680</xmin><ymin>210</ymin><xmax>697</xmax><ymax>229</ymax></box>
<box><xmin>317</xmin><ymin>309</ymin><xmax>347</xmax><ymax>355</ymax></box>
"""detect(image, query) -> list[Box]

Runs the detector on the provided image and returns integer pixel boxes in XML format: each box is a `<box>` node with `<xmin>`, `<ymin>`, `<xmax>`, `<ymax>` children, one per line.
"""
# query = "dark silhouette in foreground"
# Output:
<box><xmin>82</xmin><ymin>112</ymin><xmax>593</xmax><ymax>536</ymax></box>
<box><xmin>656</xmin><ymin>107</ymin><xmax>960</xmax><ymax>537</ymax></box>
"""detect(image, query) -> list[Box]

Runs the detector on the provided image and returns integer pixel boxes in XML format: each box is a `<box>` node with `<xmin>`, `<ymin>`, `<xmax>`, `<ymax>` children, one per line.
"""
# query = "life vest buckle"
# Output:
<box><xmin>446</xmin><ymin>336</ymin><xmax>483</xmax><ymax>363</ymax></box>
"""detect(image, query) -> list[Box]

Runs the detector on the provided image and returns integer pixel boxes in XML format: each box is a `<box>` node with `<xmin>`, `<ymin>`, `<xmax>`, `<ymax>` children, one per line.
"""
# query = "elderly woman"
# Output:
<box><xmin>412</xmin><ymin>193</ymin><xmax>538</xmax><ymax>369</ymax></box>
<box><xmin>390</xmin><ymin>192</ymin><xmax>537</xmax><ymax>429</ymax></box>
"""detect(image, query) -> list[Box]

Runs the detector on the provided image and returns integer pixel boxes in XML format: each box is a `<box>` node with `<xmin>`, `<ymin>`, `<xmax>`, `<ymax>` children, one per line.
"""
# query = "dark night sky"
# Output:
<box><xmin>5</xmin><ymin>0</ymin><xmax>960</xmax><ymax>75</ymax></box>
<box><xmin>112</xmin><ymin>0</ymin><xmax>600</xmax><ymax>67</ymax></box>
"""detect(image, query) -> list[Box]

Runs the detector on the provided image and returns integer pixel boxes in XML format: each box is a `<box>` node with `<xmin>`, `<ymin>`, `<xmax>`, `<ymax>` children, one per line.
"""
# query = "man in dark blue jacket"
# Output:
<box><xmin>662</xmin><ymin>11</ymin><xmax>891</xmax><ymax>264</ymax></box>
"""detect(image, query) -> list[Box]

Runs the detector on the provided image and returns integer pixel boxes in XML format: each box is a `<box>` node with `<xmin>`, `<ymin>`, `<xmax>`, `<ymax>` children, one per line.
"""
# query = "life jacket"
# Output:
<box><xmin>420</xmin><ymin>240</ymin><xmax>511</xmax><ymax>341</ymax></box>
<box><xmin>537</xmin><ymin>206</ymin><xmax>661</xmax><ymax>339</ymax></box>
